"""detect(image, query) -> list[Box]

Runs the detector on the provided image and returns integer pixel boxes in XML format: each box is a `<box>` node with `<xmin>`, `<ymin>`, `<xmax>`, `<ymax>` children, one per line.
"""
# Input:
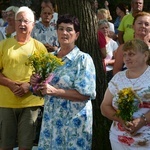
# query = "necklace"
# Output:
<box><xmin>126</xmin><ymin>66</ymin><xmax>149</xmax><ymax>86</ymax></box>
<box><xmin>127</xmin><ymin>70</ymin><xmax>140</xmax><ymax>86</ymax></box>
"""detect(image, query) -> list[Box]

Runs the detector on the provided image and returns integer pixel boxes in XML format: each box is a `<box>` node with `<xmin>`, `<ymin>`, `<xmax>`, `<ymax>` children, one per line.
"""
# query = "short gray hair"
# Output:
<box><xmin>98</xmin><ymin>19</ymin><xmax>110</xmax><ymax>27</ymax></box>
<box><xmin>15</xmin><ymin>6</ymin><xmax>35</xmax><ymax>22</ymax></box>
<box><xmin>6</xmin><ymin>6</ymin><xmax>19</xmax><ymax>13</ymax></box>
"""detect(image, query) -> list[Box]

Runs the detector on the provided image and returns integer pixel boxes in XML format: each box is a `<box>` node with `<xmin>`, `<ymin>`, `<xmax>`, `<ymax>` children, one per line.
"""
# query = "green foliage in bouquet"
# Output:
<box><xmin>115</xmin><ymin>87</ymin><xmax>142</xmax><ymax>122</ymax></box>
<box><xmin>26</xmin><ymin>51</ymin><xmax>64</xmax><ymax>81</ymax></box>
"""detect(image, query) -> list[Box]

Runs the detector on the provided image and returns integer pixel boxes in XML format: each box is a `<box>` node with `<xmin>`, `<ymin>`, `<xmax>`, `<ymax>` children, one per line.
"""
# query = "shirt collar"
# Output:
<box><xmin>54</xmin><ymin>46</ymin><xmax>80</xmax><ymax>61</ymax></box>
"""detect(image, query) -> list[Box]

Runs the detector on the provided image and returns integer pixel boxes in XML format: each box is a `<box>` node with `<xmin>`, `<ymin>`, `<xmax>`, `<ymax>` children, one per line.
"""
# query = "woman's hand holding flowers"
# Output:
<box><xmin>123</xmin><ymin>117</ymin><xmax>146</xmax><ymax>136</ymax></box>
<box><xmin>38</xmin><ymin>82</ymin><xmax>57</xmax><ymax>96</ymax></box>
<box><xmin>30</xmin><ymin>74</ymin><xmax>41</xmax><ymax>87</ymax></box>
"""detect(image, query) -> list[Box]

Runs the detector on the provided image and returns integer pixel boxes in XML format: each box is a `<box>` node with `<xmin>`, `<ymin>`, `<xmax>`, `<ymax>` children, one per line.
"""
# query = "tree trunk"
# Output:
<box><xmin>55</xmin><ymin>0</ymin><xmax>111</xmax><ymax>149</ymax></box>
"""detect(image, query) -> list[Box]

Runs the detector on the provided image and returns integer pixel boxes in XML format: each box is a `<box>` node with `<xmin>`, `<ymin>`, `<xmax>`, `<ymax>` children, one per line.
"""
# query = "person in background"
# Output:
<box><xmin>91</xmin><ymin>0</ymin><xmax>99</xmax><ymax>13</ymax></box>
<box><xmin>101</xmin><ymin>39</ymin><xmax>150</xmax><ymax>150</ymax></box>
<box><xmin>97</xmin><ymin>29</ymin><xmax>107</xmax><ymax>72</ymax></box>
<box><xmin>30</xmin><ymin>14</ymin><xmax>96</xmax><ymax>149</ymax></box>
<box><xmin>118</xmin><ymin>0</ymin><xmax>144</xmax><ymax>44</ymax></box>
<box><xmin>113</xmin><ymin>11</ymin><xmax>150</xmax><ymax>75</ymax></box>
<box><xmin>0</xmin><ymin>6</ymin><xmax>47</xmax><ymax>150</ymax></box>
<box><xmin>0</xmin><ymin>10</ymin><xmax>8</xmax><ymax>27</ymax></box>
<box><xmin>98</xmin><ymin>19</ymin><xmax>118</xmax><ymax>82</ymax></box>
<box><xmin>114</xmin><ymin>3</ymin><xmax>127</xmax><ymax>35</ymax></box>
<box><xmin>97</xmin><ymin>8</ymin><xmax>117</xmax><ymax>41</ymax></box>
<box><xmin>40</xmin><ymin>0</ymin><xmax>58</xmax><ymax>30</ymax></box>
<box><xmin>0</xmin><ymin>6</ymin><xmax>19</xmax><ymax>41</ymax></box>
<box><xmin>32</xmin><ymin>6</ymin><xmax>59</xmax><ymax>52</ymax></box>
<box><xmin>97</xmin><ymin>8</ymin><xmax>114</xmax><ymax>32</ymax></box>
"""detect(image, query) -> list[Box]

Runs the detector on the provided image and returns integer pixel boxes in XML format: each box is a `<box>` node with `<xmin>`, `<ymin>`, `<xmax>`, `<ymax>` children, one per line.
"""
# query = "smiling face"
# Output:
<box><xmin>15</xmin><ymin>12</ymin><xmax>34</xmax><ymax>36</ymax></box>
<box><xmin>133</xmin><ymin>15</ymin><xmax>150</xmax><ymax>38</ymax></box>
<box><xmin>57</xmin><ymin>23</ymin><xmax>79</xmax><ymax>46</ymax></box>
<box><xmin>123</xmin><ymin>39</ymin><xmax>149</xmax><ymax>69</ymax></box>
<box><xmin>123</xmin><ymin>49</ymin><xmax>147</xmax><ymax>69</ymax></box>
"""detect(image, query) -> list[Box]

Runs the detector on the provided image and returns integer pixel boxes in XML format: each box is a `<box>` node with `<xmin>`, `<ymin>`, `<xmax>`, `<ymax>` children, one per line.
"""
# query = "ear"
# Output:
<box><xmin>144</xmin><ymin>51</ymin><xmax>149</xmax><ymax>62</ymax></box>
<box><xmin>75</xmin><ymin>32</ymin><xmax>80</xmax><ymax>40</ymax></box>
<box><xmin>31</xmin><ymin>22</ymin><xmax>35</xmax><ymax>28</ymax></box>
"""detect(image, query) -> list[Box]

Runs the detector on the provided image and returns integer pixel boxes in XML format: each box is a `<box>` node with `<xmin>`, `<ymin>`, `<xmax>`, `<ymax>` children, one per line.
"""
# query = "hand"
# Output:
<box><xmin>12</xmin><ymin>82</ymin><xmax>30</xmax><ymax>97</ymax></box>
<box><xmin>30</xmin><ymin>74</ymin><xmax>41</xmax><ymax>86</ymax></box>
<box><xmin>44</xmin><ymin>43</ymin><xmax>57</xmax><ymax>52</ymax></box>
<box><xmin>123</xmin><ymin>117</ymin><xmax>145</xmax><ymax>136</ymax></box>
<box><xmin>104</xmin><ymin>60</ymin><xmax>109</xmax><ymax>66</ymax></box>
<box><xmin>37</xmin><ymin>82</ymin><xmax>57</xmax><ymax>96</ymax></box>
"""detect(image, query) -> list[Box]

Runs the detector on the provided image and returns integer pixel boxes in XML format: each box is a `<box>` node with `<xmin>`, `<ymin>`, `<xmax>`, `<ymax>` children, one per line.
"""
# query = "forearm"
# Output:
<box><xmin>101</xmin><ymin>105</ymin><xmax>124</xmax><ymax>124</ymax></box>
<box><xmin>106</xmin><ymin>59</ymin><xmax>115</xmax><ymax>66</ymax></box>
<box><xmin>118</xmin><ymin>31</ymin><xmax>124</xmax><ymax>44</ymax></box>
<box><xmin>0</xmin><ymin>72</ymin><xmax>30</xmax><ymax>97</ymax></box>
<box><xmin>0</xmin><ymin>72</ymin><xmax>15</xmax><ymax>89</ymax></box>
<box><xmin>50</xmin><ymin>88</ymin><xmax>90</xmax><ymax>102</ymax></box>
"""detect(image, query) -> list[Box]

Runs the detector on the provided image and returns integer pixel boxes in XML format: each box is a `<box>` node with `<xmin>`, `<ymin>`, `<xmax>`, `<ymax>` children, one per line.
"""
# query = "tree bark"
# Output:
<box><xmin>55</xmin><ymin>0</ymin><xmax>111</xmax><ymax>149</ymax></box>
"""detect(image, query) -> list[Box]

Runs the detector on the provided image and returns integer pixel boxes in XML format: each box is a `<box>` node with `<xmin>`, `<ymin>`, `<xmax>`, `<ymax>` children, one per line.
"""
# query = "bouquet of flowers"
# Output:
<box><xmin>27</xmin><ymin>50</ymin><xmax>64</xmax><ymax>82</ymax></box>
<box><xmin>115</xmin><ymin>87</ymin><xmax>142</xmax><ymax>122</ymax></box>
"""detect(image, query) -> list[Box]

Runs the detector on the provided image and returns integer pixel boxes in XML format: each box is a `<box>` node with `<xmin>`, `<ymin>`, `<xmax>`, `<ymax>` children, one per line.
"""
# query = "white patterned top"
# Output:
<box><xmin>109</xmin><ymin>66</ymin><xmax>150</xmax><ymax>147</ymax></box>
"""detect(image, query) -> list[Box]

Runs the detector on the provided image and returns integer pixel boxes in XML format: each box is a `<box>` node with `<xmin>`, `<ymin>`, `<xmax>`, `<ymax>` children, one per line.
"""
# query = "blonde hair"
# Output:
<box><xmin>123</xmin><ymin>39</ymin><xmax>150</xmax><ymax>65</ymax></box>
<box><xmin>6</xmin><ymin>6</ymin><xmax>19</xmax><ymax>13</ymax></box>
<box><xmin>97</xmin><ymin>8</ymin><xmax>112</xmax><ymax>21</ymax></box>
<box><xmin>15</xmin><ymin>6</ymin><xmax>35</xmax><ymax>22</ymax></box>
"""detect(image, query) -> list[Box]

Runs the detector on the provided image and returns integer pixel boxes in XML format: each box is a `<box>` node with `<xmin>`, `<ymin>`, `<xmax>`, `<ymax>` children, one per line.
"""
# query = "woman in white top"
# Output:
<box><xmin>101</xmin><ymin>39</ymin><xmax>150</xmax><ymax>150</ymax></box>
<box><xmin>98</xmin><ymin>19</ymin><xmax>118</xmax><ymax>82</ymax></box>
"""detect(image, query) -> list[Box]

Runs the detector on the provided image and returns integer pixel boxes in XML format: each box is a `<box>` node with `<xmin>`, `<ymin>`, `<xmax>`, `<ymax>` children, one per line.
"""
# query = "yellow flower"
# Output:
<box><xmin>115</xmin><ymin>87</ymin><xmax>141</xmax><ymax>122</ymax></box>
<box><xmin>26</xmin><ymin>51</ymin><xmax>64</xmax><ymax>81</ymax></box>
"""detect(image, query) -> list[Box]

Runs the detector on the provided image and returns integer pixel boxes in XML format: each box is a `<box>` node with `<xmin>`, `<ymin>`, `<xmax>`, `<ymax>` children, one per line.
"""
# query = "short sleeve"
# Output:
<box><xmin>118</xmin><ymin>15</ymin><xmax>126</xmax><ymax>32</ymax></box>
<box><xmin>108</xmin><ymin>72</ymin><xmax>122</xmax><ymax>96</ymax></box>
<box><xmin>113</xmin><ymin>41</ymin><xmax>118</xmax><ymax>51</ymax></box>
<box><xmin>74</xmin><ymin>54</ymin><xmax>96</xmax><ymax>100</ymax></box>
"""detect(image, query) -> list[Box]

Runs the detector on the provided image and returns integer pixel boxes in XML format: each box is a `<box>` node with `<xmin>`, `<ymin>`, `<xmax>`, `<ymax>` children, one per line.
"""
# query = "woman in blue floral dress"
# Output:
<box><xmin>30</xmin><ymin>14</ymin><xmax>96</xmax><ymax>150</ymax></box>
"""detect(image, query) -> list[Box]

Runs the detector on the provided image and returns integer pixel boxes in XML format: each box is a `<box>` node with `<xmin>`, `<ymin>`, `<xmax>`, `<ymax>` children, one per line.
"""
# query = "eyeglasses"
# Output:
<box><xmin>15</xmin><ymin>19</ymin><xmax>33</xmax><ymax>24</ymax></box>
<box><xmin>6</xmin><ymin>13</ymin><xmax>15</xmax><ymax>18</ymax></box>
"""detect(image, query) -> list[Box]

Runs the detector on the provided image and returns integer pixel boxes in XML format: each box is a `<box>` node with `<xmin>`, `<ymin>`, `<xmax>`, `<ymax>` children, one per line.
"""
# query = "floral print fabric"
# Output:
<box><xmin>31</xmin><ymin>22</ymin><xmax>59</xmax><ymax>47</ymax></box>
<box><xmin>38</xmin><ymin>46</ymin><xmax>96</xmax><ymax>150</ymax></box>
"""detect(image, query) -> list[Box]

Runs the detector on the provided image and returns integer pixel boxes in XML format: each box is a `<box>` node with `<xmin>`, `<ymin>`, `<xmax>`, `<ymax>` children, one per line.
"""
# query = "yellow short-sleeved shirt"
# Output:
<box><xmin>118</xmin><ymin>13</ymin><xmax>134</xmax><ymax>42</ymax></box>
<box><xmin>0</xmin><ymin>37</ymin><xmax>47</xmax><ymax>108</ymax></box>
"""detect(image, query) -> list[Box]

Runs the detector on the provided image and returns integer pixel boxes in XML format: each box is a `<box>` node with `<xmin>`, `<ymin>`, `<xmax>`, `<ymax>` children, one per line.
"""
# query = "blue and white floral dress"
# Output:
<box><xmin>38</xmin><ymin>46</ymin><xmax>96</xmax><ymax>150</ymax></box>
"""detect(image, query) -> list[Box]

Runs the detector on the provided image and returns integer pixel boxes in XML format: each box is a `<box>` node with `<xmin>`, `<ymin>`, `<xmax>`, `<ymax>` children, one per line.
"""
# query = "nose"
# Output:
<box><xmin>140</xmin><ymin>23</ymin><xmax>146</xmax><ymax>28</ymax></box>
<box><xmin>123</xmin><ymin>54</ymin><xmax>130</xmax><ymax>61</ymax></box>
<box><xmin>62</xmin><ymin>29</ymin><xmax>67</xmax><ymax>34</ymax></box>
